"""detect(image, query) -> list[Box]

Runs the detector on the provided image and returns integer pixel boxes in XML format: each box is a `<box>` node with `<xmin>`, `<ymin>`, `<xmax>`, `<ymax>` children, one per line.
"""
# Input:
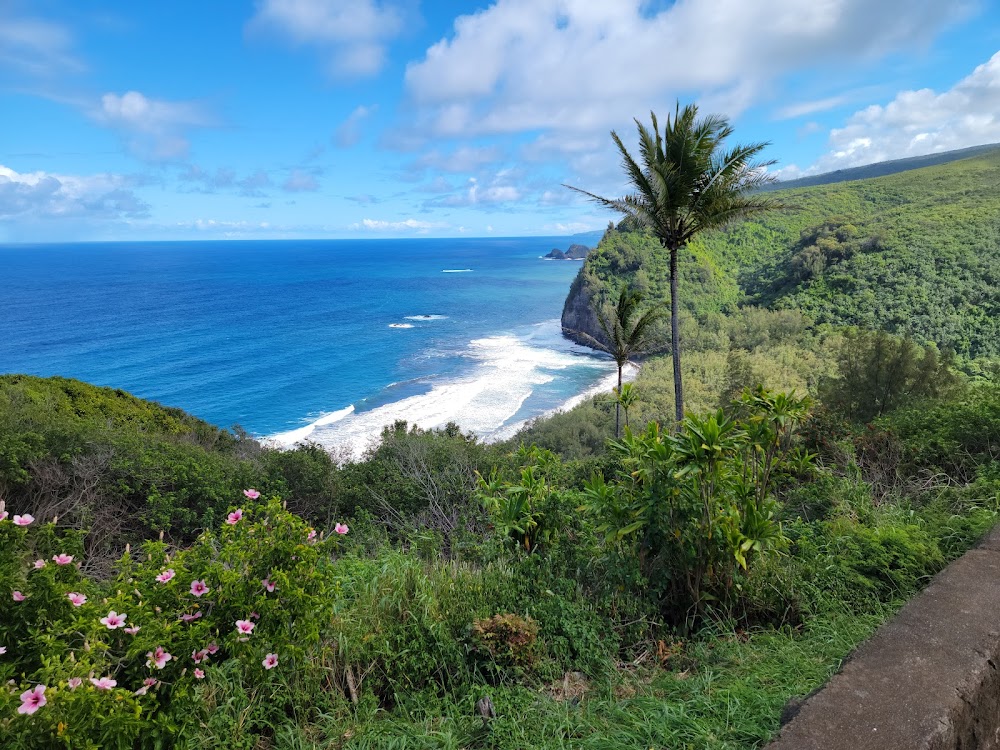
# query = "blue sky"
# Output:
<box><xmin>2</xmin><ymin>0</ymin><xmax>1000</xmax><ymax>242</ymax></box>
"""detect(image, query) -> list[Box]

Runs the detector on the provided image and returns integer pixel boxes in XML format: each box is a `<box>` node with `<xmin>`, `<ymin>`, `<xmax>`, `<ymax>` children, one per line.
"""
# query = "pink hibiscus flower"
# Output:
<box><xmin>243</xmin><ymin>488</ymin><xmax>260</xmax><ymax>499</ymax></box>
<box><xmin>144</xmin><ymin>677</ymin><xmax>158</xmax><ymax>687</ymax></box>
<box><xmin>192</xmin><ymin>648</ymin><xmax>209</xmax><ymax>664</ymax></box>
<box><xmin>33</xmin><ymin>559</ymin><xmax>46</xmax><ymax>569</ymax></box>
<box><xmin>155</xmin><ymin>569</ymin><xmax>175</xmax><ymax>583</ymax></box>
<box><xmin>133</xmin><ymin>685</ymin><xmax>150</xmax><ymax>696</ymax></box>
<box><xmin>206</xmin><ymin>642</ymin><xmax>219</xmax><ymax>655</ymax></box>
<box><xmin>235</xmin><ymin>619</ymin><xmax>255</xmax><ymax>635</ymax></box>
<box><xmin>307</xmin><ymin>529</ymin><xmax>317</xmax><ymax>543</ymax></box>
<box><xmin>194</xmin><ymin>668</ymin><xmax>205</xmax><ymax>679</ymax></box>
<box><xmin>12</xmin><ymin>591</ymin><xmax>25</xmax><ymax>602</ymax></box>
<box><xmin>52</xmin><ymin>554</ymin><xmax>73</xmax><ymax>565</ymax></box>
<box><xmin>0</xmin><ymin>510</ymin><xmax>7</xmax><ymax>521</ymax></box>
<box><xmin>189</xmin><ymin>580</ymin><xmax>209</xmax><ymax>597</ymax></box>
<box><xmin>100</xmin><ymin>611</ymin><xmax>127</xmax><ymax>629</ymax></box>
<box><xmin>66</xmin><ymin>677</ymin><xmax>82</xmax><ymax>690</ymax></box>
<box><xmin>262</xmin><ymin>653</ymin><xmax>279</xmax><ymax>670</ymax></box>
<box><xmin>17</xmin><ymin>685</ymin><xmax>46</xmax><ymax>714</ymax></box>
<box><xmin>13</xmin><ymin>514</ymin><xmax>34</xmax><ymax>526</ymax></box>
<box><xmin>90</xmin><ymin>676</ymin><xmax>117</xmax><ymax>690</ymax></box>
<box><xmin>261</xmin><ymin>578</ymin><xmax>275</xmax><ymax>592</ymax></box>
<box><xmin>335</xmin><ymin>523</ymin><xmax>349</xmax><ymax>535</ymax></box>
<box><xmin>0</xmin><ymin>646</ymin><xmax>6</xmax><ymax>655</ymax></box>
<box><xmin>146</xmin><ymin>646</ymin><xmax>173</xmax><ymax>670</ymax></box>
<box><xmin>67</xmin><ymin>592</ymin><xmax>87</xmax><ymax>607</ymax></box>
<box><xmin>180</xmin><ymin>611</ymin><xmax>202</xmax><ymax>623</ymax></box>
<box><xmin>124</xmin><ymin>626</ymin><xmax>141</xmax><ymax>635</ymax></box>
<box><xmin>226</xmin><ymin>509</ymin><xmax>243</xmax><ymax>525</ymax></box>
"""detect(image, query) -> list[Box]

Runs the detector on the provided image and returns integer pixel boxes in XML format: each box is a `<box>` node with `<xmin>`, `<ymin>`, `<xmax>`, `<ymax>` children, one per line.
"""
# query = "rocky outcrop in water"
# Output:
<box><xmin>545</xmin><ymin>243</ymin><xmax>590</xmax><ymax>261</ymax></box>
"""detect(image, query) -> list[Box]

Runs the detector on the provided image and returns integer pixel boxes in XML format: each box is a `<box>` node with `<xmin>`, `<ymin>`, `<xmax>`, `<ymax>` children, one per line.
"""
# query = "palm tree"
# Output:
<box><xmin>575</xmin><ymin>284</ymin><xmax>663</xmax><ymax>438</ymax></box>
<box><xmin>567</xmin><ymin>103</ymin><xmax>780</xmax><ymax>428</ymax></box>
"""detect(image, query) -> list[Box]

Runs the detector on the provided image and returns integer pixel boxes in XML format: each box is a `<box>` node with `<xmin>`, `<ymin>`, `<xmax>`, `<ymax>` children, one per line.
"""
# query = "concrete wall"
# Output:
<box><xmin>767</xmin><ymin>526</ymin><xmax>1000</xmax><ymax>750</ymax></box>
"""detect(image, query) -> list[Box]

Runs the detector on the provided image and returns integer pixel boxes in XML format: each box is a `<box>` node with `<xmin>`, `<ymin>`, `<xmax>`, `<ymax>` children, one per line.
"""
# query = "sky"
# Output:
<box><xmin>2</xmin><ymin>0</ymin><xmax>1000</xmax><ymax>243</ymax></box>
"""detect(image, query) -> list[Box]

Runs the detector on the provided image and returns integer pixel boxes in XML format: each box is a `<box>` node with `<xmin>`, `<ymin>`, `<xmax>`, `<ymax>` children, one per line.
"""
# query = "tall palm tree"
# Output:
<box><xmin>567</xmin><ymin>103</ymin><xmax>780</xmax><ymax>428</ymax></box>
<box><xmin>575</xmin><ymin>284</ymin><xmax>663</xmax><ymax>438</ymax></box>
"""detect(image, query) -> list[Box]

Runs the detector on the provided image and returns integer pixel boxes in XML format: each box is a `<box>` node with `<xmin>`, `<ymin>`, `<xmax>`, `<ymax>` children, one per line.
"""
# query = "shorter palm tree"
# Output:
<box><xmin>573</xmin><ymin>284</ymin><xmax>663</xmax><ymax>437</ymax></box>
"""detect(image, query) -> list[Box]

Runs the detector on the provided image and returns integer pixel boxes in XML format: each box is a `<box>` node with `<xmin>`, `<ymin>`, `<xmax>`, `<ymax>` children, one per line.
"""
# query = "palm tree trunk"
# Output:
<box><xmin>615</xmin><ymin>365</ymin><xmax>623</xmax><ymax>438</ymax></box>
<box><xmin>670</xmin><ymin>245</ymin><xmax>684</xmax><ymax>430</ymax></box>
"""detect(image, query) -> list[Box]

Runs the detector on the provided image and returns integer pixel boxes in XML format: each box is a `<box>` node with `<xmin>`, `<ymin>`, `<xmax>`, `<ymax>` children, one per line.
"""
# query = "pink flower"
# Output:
<box><xmin>0</xmin><ymin>510</ymin><xmax>7</xmax><ymax>521</ymax></box>
<box><xmin>243</xmin><ymin>488</ymin><xmax>260</xmax><ymax>499</ymax></box>
<box><xmin>189</xmin><ymin>580</ymin><xmax>209</xmax><ymax>597</ymax></box>
<box><xmin>33</xmin><ymin>559</ymin><xmax>46</xmax><ymax>569</ymax></box>
<box><xmin>235</xmin><ymin>619</ymin><xmax>255</xmax><ymax>635</ymax></box>
<box><xmin>334</xmin><ymin>523</ymin><xmax>349</xmax><ymax>535</ymax></box>
<box><xmin>133</xmin><ymin>685</ymin><xmax>150</xmax><ymax>696</ymax></box>
<box><xmin>12</xmin><ymin>591</ymin><xmax>25</xmax><ymax>602</ymax></box>
<box><xmin>194</xmin><ymin>668</ymin><xmax>205</xmax><ymax>679</ymax></box>
<box><xmin>100</xmin><ymin>611</ymin><xmax>127</xmax><ymax>629</ymax></box>
<box><xmin>146</xmin><ymin>646</ymin><xmax>173</xmax><ymax>670</ymax></box>
<box><xmin>90</xmin><ymin>676</ymin><xmax>117</xmax><ymax>690</ymax></box>
<box><xmin>155</xmin><ymin>569</ymin><xmax>175</xmax><ymax>583</ymax></box>
<box><xmin>67</xmin><ymin>677</ymin><xmax>82</xmax><ymax>690</ymax></box>
<box><xmin>206</xmin><ymin>642</ymin><xmax>219</xmax><ymax>655</ymax></box>
<box><xmin>0</xmin><ymin>647</ymin><xmax>6</xmax><ymax>655</ymax></box>
<box><xmin>67</xmin><ymin>592</ymin><xmax>87</xmax><ymax>607</ymax></box>
<box><xmin>52</xmin><ymin>554</ymin><xmax>73</xmax><ymax>565</ymax></box>
<box><xmin>226</xmin><ymin>509</ymin><xmax>243</xmax><ymax>525</ymax></box>
<box><xmin>124</xmin><ymin>626</ymin><xmax>141</xmax><ymax>635</ymax></box>
<box><xmin>143</xmin><ymin>677</ymin><xmax>158</xmax><ymax>687</ymax></box>
<box><xmin>261</xmin><ymin>578</ymin><xmax>275</xmax><ymax>593</ymax></box>
<box><xmin>262</xmin><ymin>653</ymin><xmax>278</xmax><ymax>670</ymax></box>
<box><xmin>180</xmin><ymin>611</ymin><xmax>202</xmax><ymax>623</ymax></box>
<box><xmin>192</xmin><ymin>649</ymin><xmax>209</xmax><ymax>664</ymax></box>
<box><xmin>17</xmin><ymin>685</ymin><xmax>46</xmax><ymax>714</ymax></box>
<box><xmin>13</xmin><ymin>514</ymin><xmax>34</xmax><ymax>526</ymax></box>
<box><xmin>307</xmin><ymin>529</ymin><xmax>317</xmax><ymax>542</ymax></box>
<box><xmin>250</xmin><ymin>611</ymin><xmax>260</xmax><ymax>620</ymax></box>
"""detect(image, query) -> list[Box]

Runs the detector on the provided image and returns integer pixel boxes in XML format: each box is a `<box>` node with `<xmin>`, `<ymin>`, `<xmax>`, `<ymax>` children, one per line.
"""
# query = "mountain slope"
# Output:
<box><xmin>563</xmin><ymin>146</ymin><xmax>1000</xmax><ymax>360</ymax></box>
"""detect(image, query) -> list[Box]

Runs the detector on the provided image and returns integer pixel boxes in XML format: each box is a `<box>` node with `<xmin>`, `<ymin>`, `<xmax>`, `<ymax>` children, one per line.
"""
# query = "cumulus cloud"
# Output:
<box><xmin>350</xmin><ymin>217</ymin><xmax>448</xmax><ymax>232</ymax></box>
<box><xmin>247</xmin><ymin>0</ymin><xmax>406</xmax><ymax>77</ymax></box>
<box><xmin>425</xmin><ymin>175</ymin><xmax>523</xmax><ymax>208</ymax></box>
<box><xmin>804</xmin><ymin>51</ymin><xmax>1000</xmax><ymax>174</ymax></box>
<box><xmin>0</xmin><ymin>12</ymin><xmax>83</xmax><ymax>76</ymax></box>
<box><xmin>335</xmin><ymin>104</ymin><xmax>376</xmax><ymax>147</ymax></box>
<box><xmin>0</xmin><ymin>164</ymin><xmax>149</xmax><ymax>221</ymax></box>
<box><xmin>403</xmin><ymin>0</ymin><xmax>971</xmax><ymax>139</ymax></box>
<box><xmin>92</xmin><ymin>91</ymin><xmax>213</xmax><ymax>161</ymax></box>
<box><xmin>282</xmin><ymin>169</ymin><xmax>320</xmax><ymax>192</ymax></box>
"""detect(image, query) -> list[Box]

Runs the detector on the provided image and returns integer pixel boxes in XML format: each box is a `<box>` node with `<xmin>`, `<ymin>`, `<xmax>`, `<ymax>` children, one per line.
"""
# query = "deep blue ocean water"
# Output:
<box><xmin>0</xmin><ymin>238</ymin><xmax>615</xmax><ymax>453</ymax></box>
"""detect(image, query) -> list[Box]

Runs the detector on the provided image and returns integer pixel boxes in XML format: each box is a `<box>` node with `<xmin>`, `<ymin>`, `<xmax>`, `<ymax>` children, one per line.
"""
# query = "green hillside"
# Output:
<box><xmin>569</xmin><ymin>146</ymin><xmax>1000</xmax><ymax>360</ymax></box>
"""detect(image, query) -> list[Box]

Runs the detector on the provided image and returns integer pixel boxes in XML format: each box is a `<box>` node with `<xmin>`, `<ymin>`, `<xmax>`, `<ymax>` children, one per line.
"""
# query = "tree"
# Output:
<box><xmin>575</xmin><ymin>284</ymin><xmax>663</xmax><ymax>438</ymax></box>
<box><xmin>567</xmin><ymin>103</ymin><xmax>780</xmax><ymax>428</ymax></box>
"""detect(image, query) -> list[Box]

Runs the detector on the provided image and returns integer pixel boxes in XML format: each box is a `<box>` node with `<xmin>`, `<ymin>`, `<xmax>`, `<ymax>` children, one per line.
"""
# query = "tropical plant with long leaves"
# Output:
<box><xmin>573</xmin><ymin>284</ymin><xmax>663</xmax><ymax>437</ymax></box>
<box><xmin>567</xmin><ymin>103</ymin><xmax>781</xmax><ymax>428</ymax></box>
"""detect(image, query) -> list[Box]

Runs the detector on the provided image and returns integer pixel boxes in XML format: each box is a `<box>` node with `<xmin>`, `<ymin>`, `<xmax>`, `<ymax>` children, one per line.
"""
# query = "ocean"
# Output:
<box><xmin>0</xmin><ymin>238</ymin><xmax>616</xmax><ymax>455</ymax></box>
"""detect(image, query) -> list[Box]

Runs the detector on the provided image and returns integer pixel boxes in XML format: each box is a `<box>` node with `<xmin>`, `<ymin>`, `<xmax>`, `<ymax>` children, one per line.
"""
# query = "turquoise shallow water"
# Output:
<box><xmin>0</xmin><ymin>238</ymin><xmax>615</xmax><ymax>452</ymax></box>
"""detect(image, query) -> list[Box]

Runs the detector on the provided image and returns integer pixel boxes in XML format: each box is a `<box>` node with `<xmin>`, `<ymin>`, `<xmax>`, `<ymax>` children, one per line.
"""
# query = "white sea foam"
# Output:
<box><xmin>441</xmin><ymin>269</ymin><xmax>473</xmax><ymax>273</ymax></box>
<box><xmin>280</xmin><ymin>320</ymin><xmax>615</xmax><ymax>459</ymax></box>
<box><xmin>404</xmin><ymin>314</ymin><xmax>448</xmax><ymax>321</ymax></box>
<box><xmin>388</xmin><ymin>323</ymin><xmax>415</xmax><ymax>329</ymax></box>
<box><xmin>267</xmin><ymin>405</ymin><xmax>355</xmax><ymax>447</ymax></box>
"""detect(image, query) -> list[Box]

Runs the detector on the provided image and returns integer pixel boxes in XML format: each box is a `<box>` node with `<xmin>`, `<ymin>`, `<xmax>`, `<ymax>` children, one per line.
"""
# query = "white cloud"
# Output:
<box><xmin>774</xmin><ymin>95</ymin><xmax>850</xmax><ymax>120</ymax></box>
<box><xmin>0</xmin><ymin>164</ymin><xmax>149</xmax><ymax>221</ymax></box>
<box><xmin>247</xmin><ymin>0</ymin><xmax>405</xmax><ymax>77</ymax></box>
<box><xmin>427</xmin><ymin>175</ymin><xmax>522</xmax><ymax>208</ymax></box>
<box><xmin>806</xmin><ymin>50</ymin><xmax>1000</xmax><ymax>174</ymax></box>
<box><xmin>351</xmin><ymin>218</ymin><xmax>448</xmax><ymax>232</ymax></box>
<box><xmin>93</xmin><ymin>91</ymin><xmax>213</xmax><ymax>161</ymax></box>
<box><xmin>335</xmin><ymin>104</ymin><xmax>376</xmax><ymax>147</ymax></box>
<box><xmin>282</xmin><ymin>169</ymin><xmax>320</xmax><ymax>192</ymax></box>
<box><xmin>403</xmin><ymin>0</ymin><xmax>971</xmax><ymax>139</ymax></box>
<box><xmin>0</xmin><ymin>13</ymin><xmax>83</xmax><ymax>76</ymax></box>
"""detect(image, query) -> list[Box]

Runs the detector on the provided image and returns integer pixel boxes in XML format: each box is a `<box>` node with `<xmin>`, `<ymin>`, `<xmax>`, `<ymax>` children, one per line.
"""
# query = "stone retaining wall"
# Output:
<box><xmin>767</xmin><ymin>526</ymin><xmax>1000</xmax><ymax>749</ymax></box>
